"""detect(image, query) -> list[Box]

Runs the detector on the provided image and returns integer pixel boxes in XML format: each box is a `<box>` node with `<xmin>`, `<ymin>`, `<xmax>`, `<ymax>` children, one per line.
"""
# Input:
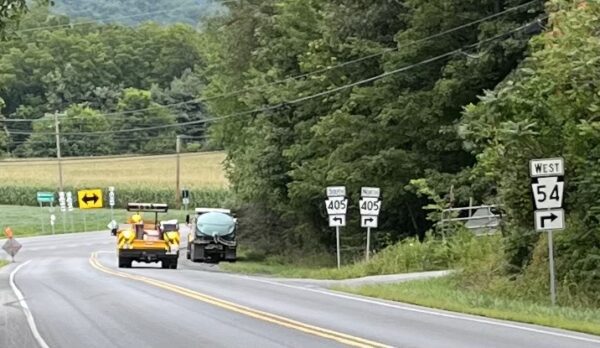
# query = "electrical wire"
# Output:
<box><xmin>0</xmin><ymin>0</ymin><xmax>542</xmax><ymax>123</ymax></box>
<box><xmin>5</xmin><ymin>17</ymin><xmax>546</xmax><ymax>137</ymax></box>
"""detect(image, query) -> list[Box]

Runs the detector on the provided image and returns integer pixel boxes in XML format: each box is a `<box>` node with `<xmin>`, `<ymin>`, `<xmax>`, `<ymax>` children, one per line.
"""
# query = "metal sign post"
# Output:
<box><xmin>360</xmin><ymin>187</ymin><xmax>381</xmax><ymax>261</ymax></box>
<box><xmin>326</xmin><ymin>186</ymin><xmax>347</xmax><ymax>269</ymax></box>
<box><xmin>66</xmin><ymin>191</ymin><xmax>74</xmax><ymax>231</ymax></box>
<box><xmin>182</xmin><ymin>188</ymin><xmax>190</xmax><ymax>212</ymax></box>
<box><xmin>59</xmin><ymin>191</ymin><xmax>67</xmax><ymax>233</ymax></box>
<box><xmin>530</xmin><ymin>157</ymin><xmax>565</xmax><ymax>305</ymax></box>
<box><xmin>109</xmin><ymin>186</ymin><xmax>116</xmax><ymax>221</ymax></box>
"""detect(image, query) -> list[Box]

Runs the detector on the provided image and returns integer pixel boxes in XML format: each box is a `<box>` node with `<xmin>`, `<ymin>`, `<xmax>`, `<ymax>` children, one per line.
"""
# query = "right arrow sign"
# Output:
<box><xmin>361</xmin><ymin>216</ymin><xmax>378</xmax><ymax>228</ymax></box>
<box><xmin>534</xmin><ymin>209</ymin><xmax>565</xmax><ymax>231</ymax></box>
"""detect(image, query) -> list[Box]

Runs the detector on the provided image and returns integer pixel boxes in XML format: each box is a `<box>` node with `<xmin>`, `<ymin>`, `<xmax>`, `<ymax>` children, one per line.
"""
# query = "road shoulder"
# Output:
<box><xmin>0</xmin><ymin>261</ymin><xmax>38</xmax><ymax>348</ymax></box>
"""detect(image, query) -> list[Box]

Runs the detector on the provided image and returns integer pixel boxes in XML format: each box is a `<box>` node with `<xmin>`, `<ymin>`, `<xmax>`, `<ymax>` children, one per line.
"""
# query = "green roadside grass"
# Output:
<box><xmin>0</xmin><ymin>204</ymin><xmax>193</xmax><ymax>238</ymax></box>
<box><xmin>334</xmin><ymin>276</ymin><xmax>600</xmax><ymax>336</ymax></box>
<box><xmin>0</xmin><ymin>260</ymin><xmax>7</xmax><ymax>268</ymax></box>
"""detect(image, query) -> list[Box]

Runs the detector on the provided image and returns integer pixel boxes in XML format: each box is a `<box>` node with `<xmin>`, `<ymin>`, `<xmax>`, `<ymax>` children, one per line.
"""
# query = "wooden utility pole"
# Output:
<box><xmin>176</xmin><ymin>135</ymin><xmax>182</xmax><ymax>207</ymax></box>
<box><xmin>54</xmin><ymin>111</ymin><xmax>64</xmax><ymax>192</ymax></box>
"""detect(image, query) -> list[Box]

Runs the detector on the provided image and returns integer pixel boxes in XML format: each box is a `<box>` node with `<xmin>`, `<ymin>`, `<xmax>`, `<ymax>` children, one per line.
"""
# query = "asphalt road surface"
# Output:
<box><xmin>2</xmin><ymin>231</ymin><xmax>600</xmax><ymax>348</ymax></box>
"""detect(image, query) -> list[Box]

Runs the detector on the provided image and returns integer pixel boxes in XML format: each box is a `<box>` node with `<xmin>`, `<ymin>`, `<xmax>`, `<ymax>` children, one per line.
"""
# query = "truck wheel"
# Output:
<box><xmin>170</xmin><ymin>262</ymin><xmax>178</xmax><ymax>270</ymax></box>
<box><xmin>190</xmin><ymin>244</ymin><xmax>199</xmax><ymax>262</ymax></box>
<box><xmin>118</xmin><ymin>257</ymin><xmax>131</xmax><ymax>268</ymax></box>
<box><xmin>186</xmin><ymin>246</ymin><xmax>191</xmax><ymax>260</ymax></box>
<box><xmin>161</xmin><ymin>260</ymin><xmax>170</xmax><ymax>269</ymax></box>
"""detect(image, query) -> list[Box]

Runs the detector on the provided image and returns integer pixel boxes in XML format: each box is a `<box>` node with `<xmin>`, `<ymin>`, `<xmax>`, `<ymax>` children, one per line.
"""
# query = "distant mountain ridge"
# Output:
<box><xmin>51</xmin><ymin>0</ymin><xmax>223</xmax><ymax>26</ymax></box>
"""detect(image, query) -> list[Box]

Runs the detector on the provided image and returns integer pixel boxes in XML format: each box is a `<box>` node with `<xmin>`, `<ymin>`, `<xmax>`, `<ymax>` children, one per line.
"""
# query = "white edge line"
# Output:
<box><xmin>9</xmin><ymin>261</ymin><xmax>51</xmax><ymax>348</ymax></box>
<box><xmin>238</xmin><ymin>275</ymin><xmax>600</xmax><ymax>344</ymax></box>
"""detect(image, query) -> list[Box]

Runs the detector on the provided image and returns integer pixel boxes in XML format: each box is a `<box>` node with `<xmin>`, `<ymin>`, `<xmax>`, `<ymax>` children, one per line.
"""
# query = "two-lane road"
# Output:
<box><xmin>2</xmin><ymin>231</ymin><xmax>600</xmax><ymax>348</ymax></box>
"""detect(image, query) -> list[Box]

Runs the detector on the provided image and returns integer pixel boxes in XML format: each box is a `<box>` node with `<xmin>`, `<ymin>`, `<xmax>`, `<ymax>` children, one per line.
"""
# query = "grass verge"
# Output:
<box><xmin>0</xmin><ymin>204</ymin><xmax>194</xmax><ymax>237</ymax></box>
<box><xmin>334</xmin><ymin>276</ymin><xmax>600</xmax><ymax>336</ymax></box>
<box><xmin>0</xmin><ymin>260</ymin><xmax>7</xmax><ymax>268</ymax></box>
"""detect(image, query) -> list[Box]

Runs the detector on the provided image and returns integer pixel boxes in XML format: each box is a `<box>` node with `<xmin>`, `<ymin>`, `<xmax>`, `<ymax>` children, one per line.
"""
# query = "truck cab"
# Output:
<box><xmin>186</xmin><ymin>208</ymin><xmax>237</xmax><ymax>263</ymax></box>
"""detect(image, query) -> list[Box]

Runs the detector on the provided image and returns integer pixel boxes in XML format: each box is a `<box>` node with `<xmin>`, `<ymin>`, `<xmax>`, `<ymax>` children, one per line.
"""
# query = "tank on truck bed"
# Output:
<box><xmin>186</xmin><ymin>208</ymin><xmax>237</xmax><ymax>263</ymax></box>
<box><xmin>116</xmin><ymin>203</ymin><xmax>181</xmax><ymax>269</ymax></box>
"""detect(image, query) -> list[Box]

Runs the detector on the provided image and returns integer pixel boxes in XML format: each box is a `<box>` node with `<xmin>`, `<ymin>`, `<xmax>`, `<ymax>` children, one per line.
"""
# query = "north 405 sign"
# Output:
<box><xmin>531</xmin><ymin>176</ymin><xmax>564</xmax><ymax>210</ymax></box>
<box><xmin>359</xmin><ymin>197</ymin><xmax>381</xmax><ymax>216</ymax></box>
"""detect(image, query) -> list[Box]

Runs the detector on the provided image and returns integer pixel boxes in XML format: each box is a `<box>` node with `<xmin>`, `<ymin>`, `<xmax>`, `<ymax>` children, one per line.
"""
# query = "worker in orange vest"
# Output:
<box><xmin>4</xmin><ymin>227</ymin><xmax>13</xmax><ymax>239</ymax></box>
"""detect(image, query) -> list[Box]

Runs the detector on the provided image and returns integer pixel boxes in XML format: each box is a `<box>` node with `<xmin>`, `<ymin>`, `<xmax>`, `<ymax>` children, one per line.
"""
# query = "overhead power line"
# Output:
<box><xmin>5</xmin><ymin>18</ymin><xmax>545</xmax><ymax>137</ymax></box>
<box><xmin>0</xmin><ymin>0</ymin><xmax>541</xmax><ymax>124</ymax></box>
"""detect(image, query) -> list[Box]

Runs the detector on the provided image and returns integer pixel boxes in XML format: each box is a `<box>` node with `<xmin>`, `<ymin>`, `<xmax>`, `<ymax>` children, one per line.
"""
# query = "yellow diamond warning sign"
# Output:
<box><xmin>78</xmin><ymin>189</ymin><xmax>103</xmax><ymax>209</ymax></box>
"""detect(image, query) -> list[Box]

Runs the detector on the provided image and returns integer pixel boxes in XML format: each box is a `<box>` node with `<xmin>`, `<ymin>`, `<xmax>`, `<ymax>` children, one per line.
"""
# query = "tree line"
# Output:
<box><xmin>0</xmin><ymin>5</ymin><xmax>208</xmax><ymax>157</ymax></box>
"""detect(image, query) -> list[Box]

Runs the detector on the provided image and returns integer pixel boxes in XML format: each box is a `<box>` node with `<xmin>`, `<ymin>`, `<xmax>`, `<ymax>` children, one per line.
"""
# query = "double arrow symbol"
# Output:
<box><xmin>82</xmin><ymin>194</ymin><xmax>99</xmax><ymax>205</ymax></box>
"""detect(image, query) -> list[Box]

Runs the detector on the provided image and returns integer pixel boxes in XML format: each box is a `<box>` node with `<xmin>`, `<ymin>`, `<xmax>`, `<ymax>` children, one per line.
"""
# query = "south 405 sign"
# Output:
<box><xmin>531</xmin><ymin>176</ymin><xmax>564</xmax><ymax>209</ymax></box>
<box><xmin>325</xmin><ymin>197</ymin><xmax>348</xmax><ymax>215</ymax></box>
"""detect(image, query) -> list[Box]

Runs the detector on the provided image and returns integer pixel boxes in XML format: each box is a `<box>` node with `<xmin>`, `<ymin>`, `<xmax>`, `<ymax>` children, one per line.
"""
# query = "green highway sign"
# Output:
<box><xmin>37</xmin><ymin>192</ymin><xmax>55</xmax><ymax>203</ymax></box>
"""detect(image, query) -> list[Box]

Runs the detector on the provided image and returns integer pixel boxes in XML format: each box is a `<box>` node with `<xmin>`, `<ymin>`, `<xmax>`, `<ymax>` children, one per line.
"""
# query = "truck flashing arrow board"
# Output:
<box><xmin>535</xmin><ymin>209</ymin><xmax>565</xmax><ymax>231</ymax></box>
<box><xmin>77</xmin><ymin>189</ymin><xmax>103</xmax><ymax>209</ymax></box>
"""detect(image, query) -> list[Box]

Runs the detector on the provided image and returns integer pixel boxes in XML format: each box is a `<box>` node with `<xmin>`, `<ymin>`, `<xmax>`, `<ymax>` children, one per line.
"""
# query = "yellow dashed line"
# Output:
<box><xmin>89</xmin><ymin>252</ymin><xmax>389</xmax><ymax>348</ymax></box>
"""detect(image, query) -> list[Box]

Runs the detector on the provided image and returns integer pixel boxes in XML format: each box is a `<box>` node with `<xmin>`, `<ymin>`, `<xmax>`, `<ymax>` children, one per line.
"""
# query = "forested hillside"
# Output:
<box><xmin>200</xmin><ymin>0</ymin><xmax>545</xmax><ymax>253</ymax></box>
<box><xmin>0</xmin><ymin>6</ymin><xmax>208</xmax><ymax>157</ymax></box>
<box><xmin>51</xmin><ymin>0</ymin><xmax>222</xmax><ymax>26</ymax></box>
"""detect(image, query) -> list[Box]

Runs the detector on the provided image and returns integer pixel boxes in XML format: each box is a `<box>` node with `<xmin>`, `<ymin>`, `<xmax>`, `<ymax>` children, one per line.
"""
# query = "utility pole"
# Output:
<box><xmin>54</xmin><ymin>111</ymin><xmax>64</xmax><ymax>192</ymax></box>
<box><xmin>176</xmin><ymin>135</ymin><xmax>182</xmax><ymax>208</ymax></box>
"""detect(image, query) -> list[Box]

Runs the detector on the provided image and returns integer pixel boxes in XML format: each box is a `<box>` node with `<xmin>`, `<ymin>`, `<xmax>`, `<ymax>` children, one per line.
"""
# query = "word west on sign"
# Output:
<box><xmin>77</xmin><ymin>189</ymin><xmax>103</xmax><ymax>209</ymax></box>
<box><xmin>530</xmin><ymin>158</ymin><xmax>564</xmax><ymax>178</ymax></box>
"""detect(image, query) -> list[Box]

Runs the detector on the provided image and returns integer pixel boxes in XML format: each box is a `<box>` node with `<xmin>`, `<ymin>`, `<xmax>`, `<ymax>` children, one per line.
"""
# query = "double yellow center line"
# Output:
<box><xmin>89</xmin><ymin>252</ymin><xmax>389</xmax><ymax>348</ymax></box>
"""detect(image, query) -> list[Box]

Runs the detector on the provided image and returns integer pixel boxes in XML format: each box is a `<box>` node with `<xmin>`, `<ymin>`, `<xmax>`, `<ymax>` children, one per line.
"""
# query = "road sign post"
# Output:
<box><xmin>182</xmin><ymin>189</ymin><xmax>190</xmax><ymax>212</ymax></box>
<box><xmin>109</xmin><ymin>186</ymin><xmax>116</xmax><ymax>221</ymax></box>
<box><xmin>530</xmin><ymin>157</ymin><xmax>565</xmax><ymax>305</ymax></box>
<box><xmin>360</xmin><ymin>187</ymin><xmax>381</xmax><ymax>261</ymax></box>
<box><xmin>66</xmin><ymin>191</ymin><xmax>74</xmax><ymax>230</ymax></box>
<box><xmin>326</xmin><ymin>186</ymin><xmax>347</xmax><ymax>269</ymax></box>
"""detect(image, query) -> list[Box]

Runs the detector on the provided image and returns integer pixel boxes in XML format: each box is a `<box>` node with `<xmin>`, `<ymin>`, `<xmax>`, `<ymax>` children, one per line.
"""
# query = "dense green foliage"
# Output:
<box><xmin>200</xmin><ymin>0</ymin><xmax>544</xmax><ymax>254</ymax></box>
<box><xmin>51</xmin><ymin>0</ymin><xmax>221</xmax><ymax>26</ymax></box>
<box><xmin>0</xmin><ymin>6</ymin><xmax>208</xmax><ymax>157</ymax></box>
<box><xmin>460</xmin><ymin>0</ymin><xmax>600</xmax><ymax>302</ymax></box>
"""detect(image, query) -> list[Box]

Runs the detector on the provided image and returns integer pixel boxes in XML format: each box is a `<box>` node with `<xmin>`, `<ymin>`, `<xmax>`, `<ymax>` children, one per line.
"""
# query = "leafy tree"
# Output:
<box><xmin>201</xmin><ymin>0</ymin><xmax>543</xmax><ymax>254</ymax></box>
<box><xmin>112</xmin><ymin>88</ymin><xmax>176</xmax><ymax>154</ymax></box>
<box><xmin>461</xmin><ymin>0</ymin><xmax>600</xmax><ymax>299</ymax></box>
